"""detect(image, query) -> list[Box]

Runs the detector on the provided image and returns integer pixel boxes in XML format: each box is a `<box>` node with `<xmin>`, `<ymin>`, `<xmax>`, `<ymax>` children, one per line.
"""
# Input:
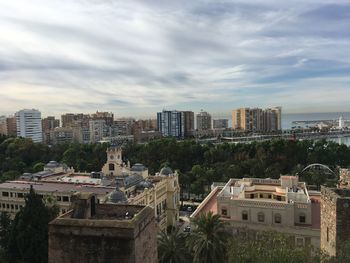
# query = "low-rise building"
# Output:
<box><xmin>192</xmin><ymin>176</ymin><xmax>320</xmax><ymax>249</ymax></box>
<box><xmin>0</xmin><ymin>180</ymin><xmax>115</xmax><ymax>217</ymax></box>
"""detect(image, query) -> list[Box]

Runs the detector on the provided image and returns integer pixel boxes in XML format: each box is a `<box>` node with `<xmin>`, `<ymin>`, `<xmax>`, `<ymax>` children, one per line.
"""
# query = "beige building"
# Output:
<box><xmin>192</xmin><ymin>175</ymin><xmax>320</xmax><ymax>249</ymax></box>
<box><xmin>0</xmin><ymin>147</ymin><xmax>180</xmax><ymax>231</ymax></box>
<box><xmin>0</xmin><ymin>180</ymin><xmax>115</xmax><ymax>217</ymax></box>
<box><xmin>232</xmin><ymin>106</ymin><xmax>282</xmax><ymax>132</ymax></box>
<box><xmin>102</xmin><ymin>146</ymin><xmax>180</xmax><ymax>230</ymax></box>
<box><xmin>0</xmin><ymin>116</ymin><xmax>7</xmax><ymax>135</ymax></box>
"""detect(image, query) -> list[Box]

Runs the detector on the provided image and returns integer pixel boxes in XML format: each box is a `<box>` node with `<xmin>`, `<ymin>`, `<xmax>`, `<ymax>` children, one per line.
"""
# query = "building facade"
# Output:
<box><xmin>192</xmin><ymin>175</ymin><xmax>320</xmax><ymax>249</ymax></box>
<box><xmin>48</xmin><ymin>193</ymin><xmax>157</xmax><ymax>263</ymax></box>
<box><xmin>196</xmin><ymin>110</ymin><xmax>212</xmax><ymax>131</ymax></box>
<box><xmin>6</xmin><ymin>116</ymin><xmax>17</xmax><ymax>137</ymax></box>
<box><xmin>213</xmin><ymin>119</ymin><xmax>229</xmax><ymax>130</ymax></box>
<box><xmin>89</xmin><ymin>119</ymin><xmax>108</xmax><ymax>143</ymax></box>
<box><xmin>182</xmin><ymin>111</ymin><xmax>194</xmax><ymax>137</ymax></box>
<box><xmin>42</xmin><ymin>116</ymin><xmax>60</xmax><ymax>132</ymax></box>
<box><xmin>232</xmin><ymin>107</ymin><xmax>282</xmax><ymax>132</ymax></box>
<box><xmin>157</xmin><ymin>110</ymin><xmax>185</xmax><ymax>139</ymax></box>
<box><xmin>0</xmin><ymin>116</ymin><xmax>7</xmax><ymax>135</ymax></box>
<box><xmin>15</xmin><ymin>109</ymin><xmax>43</xmax><ymax>143</ymax></box>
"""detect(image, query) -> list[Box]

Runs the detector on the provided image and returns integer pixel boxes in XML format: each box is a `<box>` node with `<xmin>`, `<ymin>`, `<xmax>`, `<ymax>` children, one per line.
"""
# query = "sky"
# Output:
<box><xmin>1</xmin><ymin>0</ymin><xmax>350</xmax><ymax>118</ymax></box>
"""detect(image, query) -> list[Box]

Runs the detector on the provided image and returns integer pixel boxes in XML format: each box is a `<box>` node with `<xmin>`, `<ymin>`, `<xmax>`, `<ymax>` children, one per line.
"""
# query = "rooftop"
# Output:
<box><xmin>0</xmin><ymin>180</ymin><xmax>115</xmax><ymax>195</ymax></box>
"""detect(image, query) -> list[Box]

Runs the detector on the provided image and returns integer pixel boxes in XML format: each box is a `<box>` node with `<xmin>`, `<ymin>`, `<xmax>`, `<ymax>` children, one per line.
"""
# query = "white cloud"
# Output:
<box><xmin>0</xmin><ymin>0</ymin><xmax>350</xmax><ymax>117</ymax></box>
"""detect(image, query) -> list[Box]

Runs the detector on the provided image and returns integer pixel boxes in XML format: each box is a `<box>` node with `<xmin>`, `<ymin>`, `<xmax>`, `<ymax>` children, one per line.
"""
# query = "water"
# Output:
<box><xmin>217</xmin><ymin>112</ymin><xmax>350</xmax><ymax>146</ymax></box>
<box><xmin>282</xmin><ymin>112</ymin><xmax>350</xmax><ymax>130</ymax></box>
<box><xmin>283</xmin><ymin>112</ymin><xmax>350</xmax><ymax>146</ymax></box>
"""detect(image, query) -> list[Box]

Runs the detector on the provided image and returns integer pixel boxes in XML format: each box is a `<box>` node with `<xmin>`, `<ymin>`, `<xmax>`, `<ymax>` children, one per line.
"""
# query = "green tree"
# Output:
<box><xmin>6</xmin><ymin>186</ymin><xmax>59</xmax><ymax>263</ymax></box>
<box><xmin>158</xmin><ymin>229</ymin><xmax>191</xmax><ymax>263</ymax></box>
<box><xmin>33</xmin><ymin>162</ymin><xmax>45</xmax><ymax>172</ymax></box>
<box><xmin>188</xmin><ymin>212</ymin><xmax>229</xmax><ymax>263</ymax></box>
<box><xmin>0</xmin><ymin>212</ymin><xmax>11</xmax><ymax>261</ymax></box>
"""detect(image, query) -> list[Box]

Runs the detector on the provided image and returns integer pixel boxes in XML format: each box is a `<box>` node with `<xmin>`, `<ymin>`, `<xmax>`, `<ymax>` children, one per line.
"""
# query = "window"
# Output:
<box><xmin>62</xmin><ymin>196</ymin><xmax>69</xmax><ymax>202</ymax></box>
<box><xmin>15</xmin><ymin>205</ymin><xmax>18</xmax><ymax>210</ymax></box>
<box><xmin>260</xmin><ymin>194</ymin><xmax>263</xmax><ymax>198</ymax></box>
<box><xmin>268</xmin><ymin>194</ymin><xmax>272</xmax><ymax>199</ymax></box>
<box><xmin>57</xmin><ymin>196</ymin><xmax>62</xmax><ymax>201</ymax></box>
<box><xmin>221</xmin><ymin>208</ymin><xmax>228</xmax><ymax>216</ymax></box>
<box><xmin>250</xmin><ymin>194</ymin><xmax>254</xmax><ymax>199</ymax></box>
<box><xmin>2</xmin><ymin>192</ymin><xmax>9</xmax><ymax>197</ymax></box>
<box><xmin>6</xmin><ymin>204</ymin><xmax>9</xmax><ymax>209</ymax></box>
<box><xmin>10</xmin><ymin>192</ymin><xmax>13</xmax><ymax>197</ymax></box>
<box><xmin>10</xmin><ymin>204</ymin><xmax>14</xmax><ymax>210</ymax></box>
<box><xmin>242</xmin><ymin>211</ymin><xmax>248</xmax><ymax>221</ymax></box>
<box><xmin>299</xmin><ymin>213</ymin><xmax>306</xmax><ymax>223</ymax></box>
<box><xmin>109</xmin><ymin>163</ymin><xmax>115</xmax><ymax>171</ymax></box>
<box><xmin>17</xmin><ymin>193</ymin><xmax>24</xmax><ymax>198</ymax></box>
<box><xmin>274</xmin><ymin>213</ymin><xmax>282</xmax><ymax>224</ymax></box>
<box><xmin>258</xmin><ymin>212</ymin><xmax>265</xmax><ymax>222</ymax></box>
<box><xmin>276</xmin><ymin>195</ymin><xmax>282</xmax><ymax>201</ymax></box>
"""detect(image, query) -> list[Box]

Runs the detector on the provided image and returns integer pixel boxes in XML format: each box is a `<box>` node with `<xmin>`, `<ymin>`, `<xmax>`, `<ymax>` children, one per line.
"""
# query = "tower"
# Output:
<box><xmin>102</xmin><ymin>147</ymin><xmax>124</xmax><ymax>176</ymax></box>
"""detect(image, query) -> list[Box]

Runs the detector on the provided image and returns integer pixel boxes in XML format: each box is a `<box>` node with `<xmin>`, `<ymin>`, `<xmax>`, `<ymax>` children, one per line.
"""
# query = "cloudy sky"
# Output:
<box><xmin>1</xmin><ymin>0</ymin><xmax>350</xmax><ymax>118</ymax></box>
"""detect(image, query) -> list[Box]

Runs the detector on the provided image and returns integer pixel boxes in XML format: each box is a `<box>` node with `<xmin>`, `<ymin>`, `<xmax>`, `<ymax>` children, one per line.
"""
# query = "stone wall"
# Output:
<box><xmin>48</xmin><ymin>204</ymin><xmax>157</xmax><ymax>263</ymax></box>
<box><xmin>321</xmin><ymin>187</ymin><xmax>350</xmax><ymax>257</ymax></box>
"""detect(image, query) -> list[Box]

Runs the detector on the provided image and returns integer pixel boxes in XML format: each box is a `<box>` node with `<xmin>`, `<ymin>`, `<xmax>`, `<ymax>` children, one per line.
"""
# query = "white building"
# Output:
<box><xmin>89</xmin><ymin>119</ymin><xmax>107</xmax><ymax>143</ymax></box>
<box><xmin>15</xmin><ymin>109</ymin><xmax>42</xmax><ymax>143</ymax></box>
<box><xmin>339</xmin><ymin>116</ymin><xmax>344</xmax><ymax>129</ymax></box>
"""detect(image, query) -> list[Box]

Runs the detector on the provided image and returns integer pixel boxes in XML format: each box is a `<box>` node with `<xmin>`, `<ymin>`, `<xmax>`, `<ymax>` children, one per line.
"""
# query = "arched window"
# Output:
<box><xmin>109</xmin><ymin>163</ymin><xmax>115</xmax><ymax>171</ymax></box>
<box><xmin>257</xmin><ymin>212</ymin><xmax>265</xmax><ymax>222</ymax></box>
<box><xmin>299</xmin><ymin>213</ymin><xmax>306</xmax><ymax>223</ymax></box>
<box><xmin>274</xmin><ymin>213</ymin><xmax>282</xmax><ymax>224</ymax></box>
<box><xmin>242</xmin><ymin>211</ymin><xmax>248</xmax><ymax>221</ymax></box>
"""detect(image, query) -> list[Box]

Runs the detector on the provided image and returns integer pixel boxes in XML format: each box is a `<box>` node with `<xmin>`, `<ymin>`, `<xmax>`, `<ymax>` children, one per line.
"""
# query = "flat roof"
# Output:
<box><xmin>0</xmin><ymin>181</ymin><xmax>115</xmax><ymax>195</ymax></box>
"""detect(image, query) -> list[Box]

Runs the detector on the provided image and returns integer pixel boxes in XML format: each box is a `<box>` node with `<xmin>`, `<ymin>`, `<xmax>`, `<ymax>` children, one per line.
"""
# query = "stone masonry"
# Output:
<box><xmin>321</xmin><ymin>186</ymin><xmax>350</xmax><ymax>257</ymax></box>
<box><xmin>48</xmin><ymin>192</ymin><xmax>157</xmax><ymax>263</ymax></box>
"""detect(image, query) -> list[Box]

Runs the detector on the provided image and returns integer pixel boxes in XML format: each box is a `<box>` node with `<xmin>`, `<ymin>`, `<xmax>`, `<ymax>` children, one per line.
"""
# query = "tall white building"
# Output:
<box><xmin>339</xmin><ymin>116</ymin><xmax>344</xmax><ymax>129</ymax></box>
<box><xmin>15</xmin><ymin>109</ymin><xmax>43</xmax><ymax>143</ymax></box>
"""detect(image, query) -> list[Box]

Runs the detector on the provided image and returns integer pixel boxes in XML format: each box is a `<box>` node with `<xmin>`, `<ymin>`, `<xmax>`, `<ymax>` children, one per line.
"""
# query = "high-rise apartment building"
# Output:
<box><xmin>182</xmin><ymin>111</ymin><xmax>194</xmax><ymax>137</ymax></box>
<box><xmin>213</xmin><ymin>119</ymin><xmax>229</xmax><ymax>130</ymax></box>
<box><xmin>272</xmin><ymin>106</ymin><xmax>282</xmax><ymax>130</ymax></box>
<box><xmin>0</xmin><ymin>116</ymin><xmax>7</xmax><ymax>135</ymax></box>
<box><xmin>90</xmin><ymin>111</ymin><xmax>114</xmax><ymax>126</ymax></box>
<box><xmin>89</xmin><ymin>119</ymin><xmax>108</xmax><ymax>143</ymax></box>
<box><xmin>232</xmin><ymin>107</ymin><xmax>282</xmax><ymax>132</ymax></box>
<box><xmin>42</xmin><ymin>116</ymin><xmax>60</xmax><ymax>132</ymax></box>
<box><xmin>196</xmin><ymin>110</ymin><xmax>212</xmax><ymax>131</ymax></box>
<box><xmin>6</xmin><ymin>116</ymin><xmax>17</xmax><ymax>137</ymax></box>
<box><xmin>15</xmin><ymin>109</ymin><xmax>43</xmax><ymax>143</ymax></box>
<box><xmin>157</xmin><ymin>110</ymin><xmax>184</xmax><ymax>139</ymax></box>
<box><xmin>61</xmin><ymin>113</ymin><xmax>89</xmax><ymax>128</ymax></box>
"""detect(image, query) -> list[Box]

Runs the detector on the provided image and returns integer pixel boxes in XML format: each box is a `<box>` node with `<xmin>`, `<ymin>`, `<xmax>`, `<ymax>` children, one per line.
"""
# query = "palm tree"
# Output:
<box><xmin>188</xmin><ymin>212</ymin><xmax>229</xmax><ymax>263</ymax></box>
<box><xmin>158</xmin><ymin>228</ymin><xmax>191</xmax><ymax>263</ymax></box>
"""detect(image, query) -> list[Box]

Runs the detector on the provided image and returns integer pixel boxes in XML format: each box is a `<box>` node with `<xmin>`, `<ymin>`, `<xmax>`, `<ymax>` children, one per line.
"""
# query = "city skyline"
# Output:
<box><xmin>1</xmin><ymin>1</ymin><xmax>350</xmax><ymax>116</ymax></box>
